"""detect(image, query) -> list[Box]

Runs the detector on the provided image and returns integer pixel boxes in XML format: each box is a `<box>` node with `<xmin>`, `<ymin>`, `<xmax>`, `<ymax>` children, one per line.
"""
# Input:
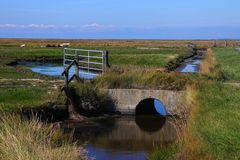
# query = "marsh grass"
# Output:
<box><xmin>193</xmin><ymin>83</ymin><xmax>240</xmax><ymax>159</ymax></box>
<box><xmin>0</xmin><ymin>65</ymin><xmax>57</xmax><ymax>79</ymax></box>
<box><xmin>0</xmin><ymin>113</ymin><xmax>85</xmax><ymax>160</ymax></box>
<box><xmin>200</xmin><ymin>48</ymin><xmax>216</xmax><ymax>74</ymax></box>
<box><xmin>175</xmin><ymin>82</ymin><xmax>240</xmax><ymax>160</ymax></box>
<box><xmin>212</xmin><ymin>47</ymin><xmax>240</xmax><ymax>81</ymax></box>
<box><xmin>0</xmin><ymin>87</ymin><xmax>48</xmax><ymax>112</ymax></box>
<box><xmin>0</xmin><ymin>44</ymin><xmax>189</xmax><ymax>68</ymax></box>
<box><xmin>94</xmin><ymin>68</ymin><xmax>196</xmax><ymax>90</ymax></box>
<box><xmin>149</xmin><ymin>85</ymin><xmax>196</xmax><ymax>160</ymax></box>
<box><xmin>68</xmin><ymin>82</ymin><xmax>115</xmax><ymax>115</ymax></box>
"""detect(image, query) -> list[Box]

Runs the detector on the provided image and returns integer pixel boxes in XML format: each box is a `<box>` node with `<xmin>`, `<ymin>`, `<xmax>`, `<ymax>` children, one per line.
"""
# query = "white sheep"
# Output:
<box><xmin>20</xmin><ymin>44</ymin><xmax>26</xmax><ymax>48</ymax></box>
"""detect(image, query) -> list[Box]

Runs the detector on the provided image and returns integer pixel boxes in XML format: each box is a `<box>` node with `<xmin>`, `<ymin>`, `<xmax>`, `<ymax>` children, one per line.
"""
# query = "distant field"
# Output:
<box><xmin>1</xmin><ymin>39</ymin><xmax>239</xmax><ymax>68</ymax></box>
<box><xmin>0</xmin><ymin>39</ymin><xmax>193</xmax><ymax>68</ymax></box>
<box><xmin>1</xmin><ymin>38</ymin><xmax>239</xmax><ymax>47</ymax></box>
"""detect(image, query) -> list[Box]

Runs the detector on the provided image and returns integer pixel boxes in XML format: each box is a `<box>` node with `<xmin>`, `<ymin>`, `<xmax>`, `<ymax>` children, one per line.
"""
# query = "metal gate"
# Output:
<box><xmin>62</xmin><ymin>48</ymin><xmax>109</xmax><ymax>86</ymax></box>
<box><xmin>64</xmin><ymin>48</ymin><xmax>107</xmax><ymax>73</ymax></box>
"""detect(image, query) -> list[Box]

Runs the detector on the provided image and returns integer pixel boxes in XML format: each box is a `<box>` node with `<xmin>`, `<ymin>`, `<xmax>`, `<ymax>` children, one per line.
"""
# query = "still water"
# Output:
<box><xmin>17</xmin><ymin>61</ymin><xmax>98</xmax><ymax>79</ymax></box>
<box><xmin>62</xmin><ymin>116</ymin><xmax>177</xmax><ymax>160</ymax></box>
<box><xmin>175</xmin><ymin>56</ymin><xmax>202</xmax><ymax>73</ymax></box>
<box><xmin>17</xmin><ymin>61</ymin><xmax>178</xmax><ymax>159</ymax></box>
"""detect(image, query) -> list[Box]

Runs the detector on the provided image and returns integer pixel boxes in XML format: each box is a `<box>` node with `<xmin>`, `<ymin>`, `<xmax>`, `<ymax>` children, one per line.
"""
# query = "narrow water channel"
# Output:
<box><xmin>62</xmin><ymin>116</ymin><xmax>177</xmax><ymax>160</ymax></box>
<box><xmin>175</xmin><ymin>56</ymin><xmax>202</xmax><ymax>73</ymax></box>
<box><xmin>17</xmin><ymin>61</ymin><xmax>98</xmax><ymax>79</ymax></box>
<box><xmin>16</xmin><ymin>61</ymin><xmax>184</xmax><ymax>159</ymax></box>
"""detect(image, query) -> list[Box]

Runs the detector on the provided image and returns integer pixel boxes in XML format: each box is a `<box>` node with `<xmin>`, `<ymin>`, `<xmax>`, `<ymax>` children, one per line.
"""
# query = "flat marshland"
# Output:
<box><xmin>0</xmin><ymin>39</ymin><xmax>240</xmax><ymax>159</ymax></box>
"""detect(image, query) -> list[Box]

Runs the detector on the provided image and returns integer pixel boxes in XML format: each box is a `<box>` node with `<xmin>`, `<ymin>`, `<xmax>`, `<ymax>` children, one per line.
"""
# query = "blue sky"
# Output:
<box><xmin>0</xmin><ymin>0</ymin><xmax>240</xmax><ymax>39</ymax></box>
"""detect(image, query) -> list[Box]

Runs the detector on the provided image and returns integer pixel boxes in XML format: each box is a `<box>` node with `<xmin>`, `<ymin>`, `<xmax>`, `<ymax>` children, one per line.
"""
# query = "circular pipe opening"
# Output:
<box><xmin>135</xmin><ymin>98</ymin><xmax>167</xmax><ymax>116</ymax></box>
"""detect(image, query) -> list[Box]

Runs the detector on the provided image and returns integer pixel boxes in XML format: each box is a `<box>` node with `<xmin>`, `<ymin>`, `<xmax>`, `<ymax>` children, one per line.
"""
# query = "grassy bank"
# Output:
<box><xmin>151</xmin><ymin>47</ymin><xmax>240</xmax><ymax>160</ymax></box>
<box><xmin>0</xmin><ymin>87</ymin><xmax>48</xmax><ymax>112</ymax></box>
<box><xmin>0</xmin><ymin>113</ymin><xmax>84</xmax><ymax>160</ymax></box>
<box><xmin>94</xmin><ymin>69</ymin><xmax>197</xmax><ymax>90</ymax></box>
<box><xmin>213</xmin><ymin>47</ymin><xmax>240</xmax><ymax>81</ymax></box>
<box><xmin>150</xmin><ymin>82</ymin><xmax>240</xmax><ymax>160</ymax></box>
<box><xmin>183</xmin><ymin>83</ymin><xmax>240</xmax><ymax>160</ymax></box>
<box><xmin>0</xmin><ymin>65</ymin><xmax>58</xmax><ymax>79</ymax></box>
<box><xmin>68</xmin><ymin>82</ymin><xmax>115</xmax><ymax>116</ymax></box>
<box><xmin>200</xmin><ymin>48</ymin><xmax>216</xmax><ymax>74</ymax></box>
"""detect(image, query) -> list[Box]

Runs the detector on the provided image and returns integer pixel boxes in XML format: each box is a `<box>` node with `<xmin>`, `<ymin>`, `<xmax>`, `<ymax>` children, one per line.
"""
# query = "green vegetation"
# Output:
<box><xmin>0</xmin><ymin>45</ymin><xmax>63</xmax><ymax>59</ymax></box>
<box><xmin>2</xmin><ymin>39</ymin><xmax>240</xmax><ymax>160</ymax></box>
<box><xmin>0</xmin><ymin>87</ymin><xmax>48</xmax><ymax>112</ymax></box>
<box><xmin>213</xmin><ymin>47</ymin><xmax>240</xmax><ymax>81</ymax></box>
<box><xmin>69</xmin><ymin>82</ymin><xmax>114</xmax><ymax>115</ymax></box>
<box><xmin>150</xmin><ymin>145</ymin><xmax>177</xmax><ymax>160</ymax></box>
<box><xmin>0</xmin><ymin>65</ymin><xmax>57</xmax><ymax>79</ymax></box>
<box><xmin>193</xmin><ymin>83</ymin><xmax>240</xmax><ymax>159</ymax></box>
<box><xmin>0</xmin><ymin>113</ymin><xmax>84</xmax><ymax>160</ymax></box>
<box><xmin>151</xmin><ymin>47</ymin><xmax>240</xmax><ymax>160</ymax></box>
<box><xmin>0</xmin><ymin>45</ymin><xmax>190</xmax><ymax>68</ymax></box>
<box><xmin>94</xmin><ymin>69</ymin><xmax>196</xmax><ymax>90</ymax></box>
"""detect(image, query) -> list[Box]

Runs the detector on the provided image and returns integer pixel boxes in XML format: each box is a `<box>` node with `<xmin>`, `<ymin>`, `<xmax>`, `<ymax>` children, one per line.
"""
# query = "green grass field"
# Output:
<box><xmin>193</xmin><ymin>83</ymin><xmax>240</xmax><ymax>159</ymax></box>
<box><xmin>2</xmin><ymin>40</ymin><xmax>240</xmax><ymax>160</ymax></box>
<box><xmin>213</xmin><ymin>47</ymin><xmax>240</xmax><ymax>81</ymax></box>
<box><xmin>0</xmin><ymin>87</ymin><xmax>48</xmax><ymax>112</ymax></box>
<box><xmin>0</xmin><ymin>45</ymin><xmax>190</xmax><ymax>68</ymax></box>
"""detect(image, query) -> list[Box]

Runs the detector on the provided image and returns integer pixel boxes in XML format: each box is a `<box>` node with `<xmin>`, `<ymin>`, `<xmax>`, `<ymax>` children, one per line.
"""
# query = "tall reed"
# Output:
<box><xmin>0</xmin><ymin>113</ymin><xmax>85</xmax><ymax>160</ymax></box>
<box><xmin>200</xmin><ymin>48</ymin><xmax>216</xmax><ymax>74</ymax></box>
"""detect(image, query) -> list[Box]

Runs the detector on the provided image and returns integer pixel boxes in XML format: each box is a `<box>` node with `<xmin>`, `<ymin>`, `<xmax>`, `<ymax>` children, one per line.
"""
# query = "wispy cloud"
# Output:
<box><xmin>80</xmin><ymin>23</ymin><xmax>115</xmax><ymax>31</ymax></box>
<box><xmin>0</xmin><ymin>24</ymin><xmax>58</xmax><ymax>29</ymax></box>
<box><xmin>0</xmin><ymin>23</ymin><xmax>116</xmax><ymax>32</ymax></box>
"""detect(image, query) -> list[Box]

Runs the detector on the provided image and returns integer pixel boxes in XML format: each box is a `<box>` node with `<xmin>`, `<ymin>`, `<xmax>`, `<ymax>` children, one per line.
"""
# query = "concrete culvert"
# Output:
<box><xmin>135</xmin><ymin>98</ymin><xmax>168</xmax><ymax>116</ymax></box>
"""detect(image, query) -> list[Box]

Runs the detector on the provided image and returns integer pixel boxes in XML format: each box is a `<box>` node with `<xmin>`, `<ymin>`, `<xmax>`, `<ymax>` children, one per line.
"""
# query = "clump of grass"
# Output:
<box><xmin>200</xmin><ymin>48</ymin><xmax>216</xmax><ymax>74</ymax></box>
<box><xmin>68</xmin><ymin>82</ymin><xmax>115</xmax><ymax>116</ymax></box>
<box><xmin>150</xmin><ymin>85</ymin><xmax>201</xmax><ymax>160</ymax></box>
<box><xmin>94</xmin><ymin>68</ymin><xmax>196</xmax><ymax>91</ymax></box>
<box><xmin>0</xmin><ymin>113</ymin><xmax>85</xmax><ymax>160</ymax></box>
<box><xmin>149</xmin><ymin>145</ymin><xmax>178</xmax><ymax>160</ymax></box>
<box><xmin>176</xmin><ymin>84</ymin><xmax>210</xmax><ymax>160</ymax></box>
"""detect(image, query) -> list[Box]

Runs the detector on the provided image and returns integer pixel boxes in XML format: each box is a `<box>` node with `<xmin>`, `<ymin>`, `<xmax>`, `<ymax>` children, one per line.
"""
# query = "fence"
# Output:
<box><xmin>62</xmin><ymin>48</ymin><xmax>109</xmax><ymax>86</ymax></box>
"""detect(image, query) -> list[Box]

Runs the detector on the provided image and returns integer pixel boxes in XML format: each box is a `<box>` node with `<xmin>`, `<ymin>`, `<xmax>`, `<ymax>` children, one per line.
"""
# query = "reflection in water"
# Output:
<box><xmin>135</xmin><ymin>116</ymin><xmax>166</xmax><ymax>132</ymax></box>
<box><xmin>17</xmin><ymin>61</ymin><xmax>98</xmax><ymax>79</ymax></box>
<box><xmin>176</xmin><ymin>57</ymin><xmax>202</xmax><ymax>73</ymax></box>
<box><xmin>62</xmin><ymin>116</ymin><xmax>176</xmax><ymax>160</ymax></box>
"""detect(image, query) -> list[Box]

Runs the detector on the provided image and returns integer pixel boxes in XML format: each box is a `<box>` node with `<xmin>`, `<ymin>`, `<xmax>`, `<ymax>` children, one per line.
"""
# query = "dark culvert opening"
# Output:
<box><xmin>135</xmin><ymin>98</ymin><xmax>167</xmax><ymax>116</ymax></box>
<box><xmin>135</xmin><ymin>98</ymin><xmax>168</xmax><ymax>132</ymax></box>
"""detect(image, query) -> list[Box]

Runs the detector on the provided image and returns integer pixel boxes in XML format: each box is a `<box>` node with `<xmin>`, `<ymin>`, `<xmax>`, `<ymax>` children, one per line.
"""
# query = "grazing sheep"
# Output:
<box><xmin>20</xmin><ymin>44</ymin><xmax>26</xmax><ymax>48</ymax></box>
<box><xmin>60</xmin><ymin>43</ymin><xmax>70</xmax><ymax>47</ymax></box>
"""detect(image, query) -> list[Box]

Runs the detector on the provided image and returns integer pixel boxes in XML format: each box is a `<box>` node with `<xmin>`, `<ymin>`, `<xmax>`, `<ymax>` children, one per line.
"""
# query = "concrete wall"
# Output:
<box><xmin>108</xmin><ymin>89</ymin><xmax>186</xmax><ymax>115</ymax></box>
